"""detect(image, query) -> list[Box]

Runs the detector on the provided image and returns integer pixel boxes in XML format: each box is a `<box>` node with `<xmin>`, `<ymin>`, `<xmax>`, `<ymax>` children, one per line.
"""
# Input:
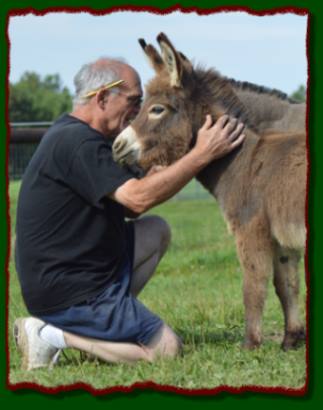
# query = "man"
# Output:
<box><xmin>14</xmin><ymin>57</ymin><xmax>245</xmax><ymax>370</ymax></box>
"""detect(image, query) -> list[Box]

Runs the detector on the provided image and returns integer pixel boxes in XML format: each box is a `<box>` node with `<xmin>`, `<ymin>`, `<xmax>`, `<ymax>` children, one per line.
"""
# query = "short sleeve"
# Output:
<box><xmin>62</xmin><ymin>139</ymin><xmax>136</xmax><ymax>209</ymax></box>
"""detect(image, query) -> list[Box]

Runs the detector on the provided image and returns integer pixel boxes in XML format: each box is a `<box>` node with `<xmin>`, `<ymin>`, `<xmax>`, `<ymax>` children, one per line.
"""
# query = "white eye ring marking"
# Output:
<box><xmin>148</xmin><ymin>104</ymin><xmax>167</xmax><ymax>119</ymax></box>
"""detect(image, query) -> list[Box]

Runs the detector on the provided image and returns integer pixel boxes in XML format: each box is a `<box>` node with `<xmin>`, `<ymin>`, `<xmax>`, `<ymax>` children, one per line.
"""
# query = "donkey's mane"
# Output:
<box><xmin>225</xmin><ymin>77</ymin><xmax>300</xmax><ymax>104</ymax></box>
<box><xmin>193</xmin><ymin>66</ymin><xmax>256</xmax><ymax>129</ymax></box>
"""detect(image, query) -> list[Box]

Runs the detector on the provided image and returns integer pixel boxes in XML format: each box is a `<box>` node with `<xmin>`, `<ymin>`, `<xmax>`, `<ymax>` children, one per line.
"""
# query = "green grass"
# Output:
<box><xmin>8</xmin><ymin>181</ymin><xmax>306</xmax><ymax>391</ymax></box>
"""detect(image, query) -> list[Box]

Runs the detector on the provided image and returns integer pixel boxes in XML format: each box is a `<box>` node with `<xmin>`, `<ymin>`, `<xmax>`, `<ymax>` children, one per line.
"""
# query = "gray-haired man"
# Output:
<box><xmin>14</xmin><ymin>57</ymin><xmax>245</xmax><ymax>370</ymax></box>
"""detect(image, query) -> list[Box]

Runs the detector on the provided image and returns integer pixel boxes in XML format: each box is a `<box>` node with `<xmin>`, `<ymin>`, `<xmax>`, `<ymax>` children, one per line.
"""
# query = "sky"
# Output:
<box><xmin>8</xmin><ymin>11</ymin><xmax>308</xmax><ymax>96</ymax></box>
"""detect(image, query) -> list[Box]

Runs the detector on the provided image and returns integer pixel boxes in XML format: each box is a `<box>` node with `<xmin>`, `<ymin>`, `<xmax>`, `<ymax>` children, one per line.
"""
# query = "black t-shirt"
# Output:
<box><xmin>15</xmin><ymin>114</ymin><xmax>137</xmax><ymax>315</ymax></box>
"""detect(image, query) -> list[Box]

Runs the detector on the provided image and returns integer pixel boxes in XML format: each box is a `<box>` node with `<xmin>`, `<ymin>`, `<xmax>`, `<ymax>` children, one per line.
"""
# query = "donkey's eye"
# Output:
<box><xmin>149</xmin><ymin>105</ymin><xmax>166</xmax><ymax>115</ymax></box>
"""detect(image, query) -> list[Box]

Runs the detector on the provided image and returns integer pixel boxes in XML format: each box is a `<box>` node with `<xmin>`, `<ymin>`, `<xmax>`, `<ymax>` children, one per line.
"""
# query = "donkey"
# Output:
<box><xmin>113</xmin><ymin>33</ymin><xmax>307</xmax><ymax>350</ymax></box>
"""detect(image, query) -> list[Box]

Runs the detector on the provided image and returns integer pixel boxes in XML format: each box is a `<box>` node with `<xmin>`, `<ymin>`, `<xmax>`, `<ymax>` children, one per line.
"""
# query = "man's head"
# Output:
<box><xmin>72</xmin><ymin>58</ymin><xmax>143</xmax><ymax>138</ymax></box>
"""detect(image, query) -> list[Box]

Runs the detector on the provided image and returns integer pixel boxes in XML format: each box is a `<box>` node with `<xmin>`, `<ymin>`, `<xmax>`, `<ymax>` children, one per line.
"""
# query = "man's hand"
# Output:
<box><xmin>193</xmin><ymin>114</ymin><xmax>245</xmax><ymax>163</ymax></box>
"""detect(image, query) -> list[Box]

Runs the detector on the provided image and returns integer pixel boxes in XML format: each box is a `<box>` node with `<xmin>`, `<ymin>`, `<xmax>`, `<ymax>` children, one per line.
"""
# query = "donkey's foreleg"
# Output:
<box><xmin>235</xmin><ymin>222</ymin><xmax>274</xmax><ymax>349</ymax></box>
<box><xmin>273</xmin><ymin>247</ymin><xmax>305</xmax><ymax>350</ymax></box>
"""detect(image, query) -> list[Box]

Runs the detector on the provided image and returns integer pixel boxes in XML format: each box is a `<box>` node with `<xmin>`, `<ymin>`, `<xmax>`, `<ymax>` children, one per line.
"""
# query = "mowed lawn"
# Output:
<box><xmin>8</xmin><ymin>181</ymin><xmax>307</xmax><ymax>391</ymax></box>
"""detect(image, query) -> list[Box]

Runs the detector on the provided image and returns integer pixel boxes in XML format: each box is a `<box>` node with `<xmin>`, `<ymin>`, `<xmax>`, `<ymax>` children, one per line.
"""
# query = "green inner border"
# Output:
<box><xmin>1</xmin><ymin>0</ymin><xmax>322</xmax><ymax>408</ymax></box>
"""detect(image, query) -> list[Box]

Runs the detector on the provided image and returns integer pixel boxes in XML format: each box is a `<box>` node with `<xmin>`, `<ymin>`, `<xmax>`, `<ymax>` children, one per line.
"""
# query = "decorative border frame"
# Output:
<box><xmin>1</xmin><ymin>1</ymin><xmax>321</xmax><ymax>407</ymax></box>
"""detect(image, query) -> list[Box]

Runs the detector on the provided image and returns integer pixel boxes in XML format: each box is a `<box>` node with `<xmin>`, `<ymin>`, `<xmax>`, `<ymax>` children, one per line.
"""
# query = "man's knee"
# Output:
<box><xmin>151</xmin><ymin>215</ymin><xmax>171</xmax><ymax>256</ymax></box>
<box><xmin>147</xmin><ymin>324</ymin><xmax>182</xmax><ymax>360</ymax></box>
<box><xmin>163</xmin><ymin>328</ymin><xmax>182</xmax><ymax>358</ymax></box>
<box><xmin>134</xmin><ymin>215</ymin><xmax>171</xmax><ymax>261</ymax></box>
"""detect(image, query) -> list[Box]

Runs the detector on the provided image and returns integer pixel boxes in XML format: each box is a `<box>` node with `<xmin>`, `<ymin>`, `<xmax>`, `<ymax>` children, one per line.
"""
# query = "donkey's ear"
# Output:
<box><xmin>157</xmin><ymin>33</ymin><xmax>183</xmax><ymax>88</ymax></box>
<box><xmin>178</xmin><ymin>51</ymin><xmax>193</xmax><ymax>74</ymax></box>
<box><xmin>139</xmin><ymin>38</ymin><xmax>165</xmax><ymax>74</ymax></box>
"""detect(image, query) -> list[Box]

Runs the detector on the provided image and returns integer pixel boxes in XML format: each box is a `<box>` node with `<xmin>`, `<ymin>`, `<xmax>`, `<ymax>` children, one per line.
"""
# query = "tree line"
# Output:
<box><xmin>9</xmin><ymin>72</ymin><xmax>72</xmax><ymax>122</ymax></box>
<box><xmin>9</xmin><ymin>71</ymin><xmax>306</xmax><ymax>122</ymax></box>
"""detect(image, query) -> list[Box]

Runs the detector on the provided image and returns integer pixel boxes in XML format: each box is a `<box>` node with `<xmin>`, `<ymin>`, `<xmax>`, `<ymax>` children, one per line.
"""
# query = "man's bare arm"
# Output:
<box><xmin>110</xmin><ymin>115</ymin><xmax>245</xmax><ymax>214</ymax></box>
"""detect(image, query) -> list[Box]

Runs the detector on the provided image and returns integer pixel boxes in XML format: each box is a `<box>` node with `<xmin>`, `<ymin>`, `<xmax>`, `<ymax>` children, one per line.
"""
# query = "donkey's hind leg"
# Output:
<box><xmin>273</xmin><ymin>246</ymin><xmax>305</xmax><ymax>350</ymax></box>
<box><xmin>235</xmin><ymin>220</ymin><xmax>274</xmax><ymax>349</ymax></box>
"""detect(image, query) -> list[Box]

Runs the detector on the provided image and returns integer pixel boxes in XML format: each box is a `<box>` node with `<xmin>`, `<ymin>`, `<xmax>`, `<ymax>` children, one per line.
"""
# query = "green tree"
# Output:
<box><xmin>9</xmin><ymin>72</ymin><xmax>72</xmax><ymax>122</ymax></box>
<box><xmin>290</xmin><ymin>84</ymin><xmax>306</xmax><ymax>103</ymax></box>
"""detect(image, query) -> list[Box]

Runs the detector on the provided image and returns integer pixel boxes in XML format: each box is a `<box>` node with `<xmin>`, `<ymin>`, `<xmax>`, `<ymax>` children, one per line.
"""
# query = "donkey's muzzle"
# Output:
<box><xmin>112</xmin><ymin>126</ymin><xmax>142</xmax><ymax>166</ymax></box>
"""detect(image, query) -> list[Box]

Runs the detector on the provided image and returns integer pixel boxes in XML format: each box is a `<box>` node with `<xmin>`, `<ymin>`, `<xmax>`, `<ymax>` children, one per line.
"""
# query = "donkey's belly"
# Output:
<box><xmin>271</xmin><ymin>221</ymin><xmax>306</xmax><ymax>250</ymax></box>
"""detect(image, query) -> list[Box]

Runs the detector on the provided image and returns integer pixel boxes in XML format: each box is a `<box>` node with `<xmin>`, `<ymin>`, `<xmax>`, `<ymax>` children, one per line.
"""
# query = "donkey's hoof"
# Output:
<box><xmin>242</xmin><ymin>339</ymin><xmax>261</xmax><ymax>350</ymax></box>
<box><xmin>282</xmin><ymin>329</ymin><xmax>306</xmax><ymax>351</ymax></box>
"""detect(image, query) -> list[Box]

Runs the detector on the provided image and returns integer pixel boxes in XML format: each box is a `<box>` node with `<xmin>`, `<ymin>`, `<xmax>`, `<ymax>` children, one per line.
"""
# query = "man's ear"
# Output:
<box><xmin>96</xmin><ymin>89</ymin><xmax>109</xmax><ymax>109</ymax></box>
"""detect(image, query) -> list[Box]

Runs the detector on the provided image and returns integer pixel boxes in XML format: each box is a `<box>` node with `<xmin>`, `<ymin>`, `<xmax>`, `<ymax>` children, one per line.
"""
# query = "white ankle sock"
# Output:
<box><xmin>39</xmin><ymin>324</ymin><xmax>67</xmax><ymax>349</ymax></box>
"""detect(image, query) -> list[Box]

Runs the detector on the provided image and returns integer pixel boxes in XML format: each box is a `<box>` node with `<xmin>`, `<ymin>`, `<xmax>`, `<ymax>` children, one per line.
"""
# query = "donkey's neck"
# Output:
<box><xmin>192</xmin><ymin>68</ymin><xmax>254</xmax><ymax>131</ymax></box>
<box><xmin>191</xmin><ymin>68</ymin><xmax>259</xmax><ymax>203</ymax></box>
<box><xmin>189</xmin><ymin>69</ymin><xmax>305</xmax><ymax>219</ymax></box>
<box><xmin>233</xmin><ymin>87</ymin><xmax>292</xmax><ymax>132</ymax></box>
<box><xmin>196</xmin><ymin>126</ymin><xmax>259</xmax><ymax>203</ymax></box>
<box><xmin>192</xmin><ymin>69</ymin><xmax>305</xmax><ymax>134</ymax></box>
<box><xmin>227</xmin><ymin>78</ymin><xmax>305</xmax><ymax>133</ymax></box>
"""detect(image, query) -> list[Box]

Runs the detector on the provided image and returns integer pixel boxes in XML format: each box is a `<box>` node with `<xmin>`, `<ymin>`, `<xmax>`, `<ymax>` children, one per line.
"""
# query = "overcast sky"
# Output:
<box><xmin>8</xmin><ymin>11</ymin><xmax>307</xmax><ymax>96</ymax></box>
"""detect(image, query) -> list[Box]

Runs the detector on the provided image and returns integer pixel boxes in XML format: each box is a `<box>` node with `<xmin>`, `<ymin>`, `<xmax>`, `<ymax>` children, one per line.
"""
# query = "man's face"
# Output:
<box><xmin>102</xmin><ymin>68</ymin><xmax>143</xmax><ymax>138</ymax></box>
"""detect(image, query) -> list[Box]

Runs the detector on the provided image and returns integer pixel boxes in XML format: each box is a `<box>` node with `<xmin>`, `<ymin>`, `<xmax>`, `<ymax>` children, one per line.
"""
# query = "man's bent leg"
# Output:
<box><xmin>63</xmin><ymin>331</ymin><xmax>151</xmax><ymax>363</ymax></box>
<box><xmin>63</xmin><ymin>323</ymin><xmax>182</xmax><ymax>364</ymax></box>
<box><xmin>130</xmin><ymin>215</ymin><xmax>171</xmax><ymax>296</ymax></box>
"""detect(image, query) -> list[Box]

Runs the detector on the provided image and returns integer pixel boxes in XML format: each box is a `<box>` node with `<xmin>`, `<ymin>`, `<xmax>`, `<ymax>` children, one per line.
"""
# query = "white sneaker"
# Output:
<box><xmin>13</xmin><ymin>317</ymin><xmax>61</xmax><ymax>371</ymax></box>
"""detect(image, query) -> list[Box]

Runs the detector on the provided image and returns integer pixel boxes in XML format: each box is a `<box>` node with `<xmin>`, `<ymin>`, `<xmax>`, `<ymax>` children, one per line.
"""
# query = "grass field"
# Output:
<box><xmin>8</xmin><ymin>180</ymin><xmax>307</xmax><ymax>391</ymax></box>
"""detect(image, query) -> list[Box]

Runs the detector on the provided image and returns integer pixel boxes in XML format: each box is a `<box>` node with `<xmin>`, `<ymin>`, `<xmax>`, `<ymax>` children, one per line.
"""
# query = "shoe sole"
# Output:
<box><xmin>13</xmin><ymin>318</ymin><xmax>30</xmax><ymax>371</ymax></box>
<box><xmin>13</xmin><ymin>318</ymin><xmax>57</xmax><ymax>371</ymax></box>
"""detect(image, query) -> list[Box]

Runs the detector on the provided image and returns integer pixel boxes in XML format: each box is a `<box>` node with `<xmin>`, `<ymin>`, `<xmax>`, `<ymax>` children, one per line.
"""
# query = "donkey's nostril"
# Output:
<box><xmin>113</xmin><ymin>138</ymin><xmax>126</xmax><ymax>154</ymax></box>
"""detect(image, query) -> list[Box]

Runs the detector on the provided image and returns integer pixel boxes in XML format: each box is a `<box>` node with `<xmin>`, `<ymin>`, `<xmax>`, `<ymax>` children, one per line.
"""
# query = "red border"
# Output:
<box><xmin>304</xmin><ymin>8</ymin><xmax>311</xmax><ymax>402</ymax></box>
<box><xmin>5</xmin><ymin>4</ymin><xmax>310</xmax><ymax>397</ymax></box>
